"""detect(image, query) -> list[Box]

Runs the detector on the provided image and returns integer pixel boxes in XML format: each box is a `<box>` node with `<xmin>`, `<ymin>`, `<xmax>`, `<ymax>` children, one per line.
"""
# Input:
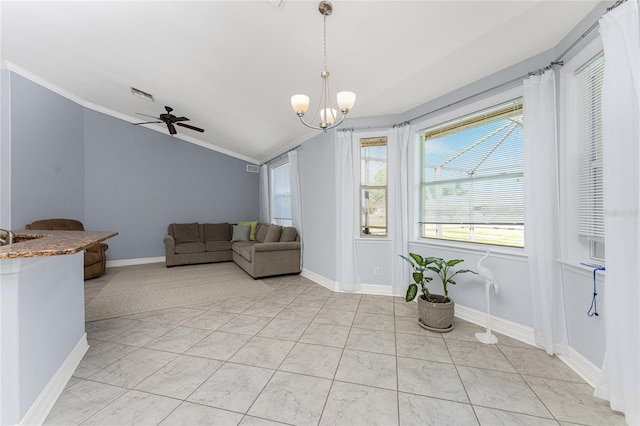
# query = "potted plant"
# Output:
<box><xmin>400</xmin><ymin>253</ymin><xmax>476</xmax><ymax>332</ymax></box>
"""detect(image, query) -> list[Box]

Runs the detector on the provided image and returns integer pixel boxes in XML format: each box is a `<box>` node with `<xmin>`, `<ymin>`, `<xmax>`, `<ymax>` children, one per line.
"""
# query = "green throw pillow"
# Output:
<box><xmin>231</xmin><ymin>225</ymin><xmax>251</xmax><ymax>242</ymax></box>
<box><xmin>238</xmin><ymin>221</ymin><xmax>258</xmax><ymax>241</ymax></box>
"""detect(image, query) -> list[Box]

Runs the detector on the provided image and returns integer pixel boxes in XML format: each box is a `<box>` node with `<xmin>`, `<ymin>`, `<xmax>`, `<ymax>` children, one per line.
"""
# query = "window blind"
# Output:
<box><xmin>272</xmin><ymin>162</ymin><xmax>292</xmax><ymax>225</ymax></box>
<box><xmin>420</xmin><ymin>100</ymin><xmax>524</xmax><ymax>226</ymax></box>
<box><xmin>576</xmin><ymin>54</ymin><xmax>605</xmax><ymax>242</ymax></box>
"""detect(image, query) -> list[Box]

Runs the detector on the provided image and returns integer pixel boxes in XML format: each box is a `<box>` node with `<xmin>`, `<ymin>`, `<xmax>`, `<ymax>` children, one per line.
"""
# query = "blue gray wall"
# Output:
<box><xmin>83</xmin><ymin>109</ymin><xmax>258</xmax><ymax>260</ymax></box>
<box><xmin>298</xmin><ymin>130</ymin><xmax>336</xmax><ymax>280</ymax></box>
<box><xmin>10</xmin><ymin>73</ymin><xmax>85</xmax><ymax>225</ymax></box>
<box><xmin>5</xmin><ymin>72</ymin><xmax>259</xmax><ymax>260</ymax></box>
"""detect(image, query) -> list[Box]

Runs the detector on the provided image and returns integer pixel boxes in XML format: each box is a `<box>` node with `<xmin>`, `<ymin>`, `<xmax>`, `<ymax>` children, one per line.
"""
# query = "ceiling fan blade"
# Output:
<box><xmin>173</xmin><ymin>117</ymin><xmax>190</xmax><ymax>122</ymax></box>
<box><xmin>133</xmin><ymin>121</ymin><xmax>162</xmax><ymax>125</ymax></box>
<box><xmin>167</xmin><ymin>123</ymin><xmax>177</xmax><ymax>135</ymax></box>
<box><xmin>136</xmin><ymin>112</ymin><xmax>160</xmax><ymax>120</ymax></box>
<box><xmin>176</xmin><ymin>122</ymin><xmax>205</xmax><ymax>133</ymax></box>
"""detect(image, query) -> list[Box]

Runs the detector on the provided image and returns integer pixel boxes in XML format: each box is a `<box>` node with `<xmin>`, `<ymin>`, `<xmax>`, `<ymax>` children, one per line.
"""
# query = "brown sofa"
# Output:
<box><xmin>164</xmin><ymin>222</ymin><xmax>301</xmax><ymax>279</ymax></box>
<box><xmin>25</xmin><ymin>218</ymin><xmax>109</xmax><ymax>280</ymax></box>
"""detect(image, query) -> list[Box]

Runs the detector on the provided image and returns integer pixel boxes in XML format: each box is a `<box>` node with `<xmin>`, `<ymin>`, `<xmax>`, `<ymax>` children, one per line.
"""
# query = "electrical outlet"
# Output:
<box><xmin>373</xmin><ymin>267</ymin><xmax>380</xmax><ymax>276</ymax></box>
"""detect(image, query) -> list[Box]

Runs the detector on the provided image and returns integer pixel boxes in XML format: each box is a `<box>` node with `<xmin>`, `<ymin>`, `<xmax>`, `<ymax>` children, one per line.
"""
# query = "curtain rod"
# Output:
<box><xmin>262</xmin><ymin>144</ymin><xmax>301</xmax><ymax>166</ymax></box>
<box><xmin>339</xmin><ymin>0</ymin><xmax>625</xmax><ymax>133</ymax></box>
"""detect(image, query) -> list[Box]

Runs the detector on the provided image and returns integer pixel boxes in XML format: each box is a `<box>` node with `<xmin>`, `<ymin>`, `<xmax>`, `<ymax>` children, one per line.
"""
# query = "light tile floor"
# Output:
<box><xmin>46</xmin><ymin>269</ymin><xmax>626</xmax><ymax>425</ymax></box>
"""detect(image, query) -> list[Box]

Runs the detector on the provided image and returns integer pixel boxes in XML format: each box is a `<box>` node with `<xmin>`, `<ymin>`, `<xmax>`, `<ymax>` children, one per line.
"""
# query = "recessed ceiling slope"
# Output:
<box><xmin>1</xmin><ymin>1</ymin><xmax>600</xmax><ymax>163</ymax></box>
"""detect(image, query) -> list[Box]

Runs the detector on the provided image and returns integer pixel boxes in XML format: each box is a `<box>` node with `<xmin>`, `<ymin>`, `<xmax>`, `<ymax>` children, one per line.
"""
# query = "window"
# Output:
<box><xmin>360</xmin><ymin>136</ymin><xmax>387</xmax><ymax>236</ymax></box>
<box><xmin>419</xmin><ymin>100</ymin><xmax>524</xmax><ymax>247</ymax></box>
<box><xmin>576</xmin><ymin>54</ymin><xmax>605</xmax><ymax>261</ymax></box>
<box><xmin>271</xmin><ymin>162</ymin><xmax>292</xmax><ymax>226</ymax></box>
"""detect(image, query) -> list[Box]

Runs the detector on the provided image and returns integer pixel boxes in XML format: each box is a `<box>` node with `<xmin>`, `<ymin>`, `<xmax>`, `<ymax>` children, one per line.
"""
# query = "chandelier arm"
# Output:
<box><xmin>298</xmin><ymin>112</ymin><xmax>348</xmax><ymax>132</ymax></box>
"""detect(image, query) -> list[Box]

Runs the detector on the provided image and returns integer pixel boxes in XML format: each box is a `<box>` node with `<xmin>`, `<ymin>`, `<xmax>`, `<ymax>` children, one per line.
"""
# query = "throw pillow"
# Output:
<box><xmin>265</xmin><ymin>225</ymin><xmax>283</xmax><ymax>242</ymax></box>
<box><xmin>231</xmin><ymin>225</ymin><xmax>251</xmax><ymax>242</ymax></box>
<box><xmin>238</xmin><ymin>221</ymin><xmax>258</xmax><ymax>240</ymax></box>
<box><xmin>279</xmin><ymin>227</ymin><xmax>297</xmax><ymax>242</ymax></box>
<box><xmin>255</xmin><ymin>224</ymin><xmax>270</xmax><ymax>243</ymax></box>
<box><xmin>173</xmin><ymin>223</ymin><xmax>200</xmax><ymax>243</ymax></box>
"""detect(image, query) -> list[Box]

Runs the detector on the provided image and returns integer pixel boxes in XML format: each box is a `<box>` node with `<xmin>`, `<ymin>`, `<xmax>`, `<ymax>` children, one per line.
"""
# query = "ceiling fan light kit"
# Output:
<box><xmin>291</xmin><ymin>1</ymin><xmax>355</xmax><ymax>132</ymax></box>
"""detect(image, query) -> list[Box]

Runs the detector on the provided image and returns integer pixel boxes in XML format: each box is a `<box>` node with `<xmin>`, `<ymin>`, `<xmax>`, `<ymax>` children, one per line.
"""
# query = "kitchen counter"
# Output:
<box><xmin>0</xmin><ymin>229</ymin><xmax>118</xmax><ymax>259</ymax></box>
<box><xmin>0</xmin><ymin>229</ymin><xmax>117</xmax><ymax>424</ymax></box>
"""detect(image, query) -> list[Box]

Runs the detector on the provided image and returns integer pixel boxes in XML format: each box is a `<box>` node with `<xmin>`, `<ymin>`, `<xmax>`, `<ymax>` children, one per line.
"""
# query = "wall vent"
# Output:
<box><xmin>130</xmin><ymin>87</ymin><xmax>155</xmax><ymax>102</ymax></box>
<box><xmin>246</xmin><ymin>164</ymin><xmax>260</xmax><ymax>173</ymax></box>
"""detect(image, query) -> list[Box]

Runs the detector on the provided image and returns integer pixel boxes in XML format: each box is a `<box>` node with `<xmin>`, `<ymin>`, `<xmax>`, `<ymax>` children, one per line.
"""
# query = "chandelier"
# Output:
<box><xmin>290</xmin><ymin>1</ymin><xmax>356</xmax><ymax>132</ymax></box>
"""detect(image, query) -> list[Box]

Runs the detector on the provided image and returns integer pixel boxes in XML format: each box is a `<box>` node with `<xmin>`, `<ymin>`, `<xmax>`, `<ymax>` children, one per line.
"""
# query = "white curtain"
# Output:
<box><xmin>594</xmin><ymin>2</ymin><xmax>640</xmax><ymax>424</ymax></box>
<box><xmin>288</xmin><ymin>150</ymin><xmax>303</xmax><ymax>268</ymax></box>
<box><xmin>389</xmin><ymin>125</ymin><xmax>410</xmax><ymax>296</ymax></box>
<box><xmin>335</xmin><ymin>130</ymin><xmax>361</xmax><ymax>291</ymax></box>
<box><xmin>523</xmin><ymin>70</ymin><xmax>568</xmax><ymax>355</ymax></box>
<box><xmin>259</xmin><ymin>164</ymin><xmax>270</xmax><ymax>224</ymax></box>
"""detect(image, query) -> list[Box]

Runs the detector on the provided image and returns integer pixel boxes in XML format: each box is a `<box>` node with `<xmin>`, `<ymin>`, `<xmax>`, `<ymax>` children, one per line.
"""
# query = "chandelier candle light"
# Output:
<box><xmin>291</xmin><ymin>1</ymin><xmax>356</xmax><ymax>131</ymax></box>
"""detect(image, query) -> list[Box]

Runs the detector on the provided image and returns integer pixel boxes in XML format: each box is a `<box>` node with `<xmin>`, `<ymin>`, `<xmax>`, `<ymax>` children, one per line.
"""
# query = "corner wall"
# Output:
<box><xmin>83</xmin><ymin>109</ymin><xmax>259</xmax><ymax>260</ymax></box>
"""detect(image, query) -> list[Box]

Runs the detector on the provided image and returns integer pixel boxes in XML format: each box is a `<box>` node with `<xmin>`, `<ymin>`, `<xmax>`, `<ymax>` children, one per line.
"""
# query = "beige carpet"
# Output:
<box><xmin>85</xmin><ymin>262</ymin><xmax>273</xmax><ymax>322</ymax></box>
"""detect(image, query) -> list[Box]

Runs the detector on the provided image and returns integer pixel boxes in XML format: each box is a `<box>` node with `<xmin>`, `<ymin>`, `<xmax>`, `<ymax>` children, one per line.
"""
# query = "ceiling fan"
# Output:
<box><xmin>133</xmin><ymin>106</ymin><xmax>205</xmax><ymax>135</ymax></box>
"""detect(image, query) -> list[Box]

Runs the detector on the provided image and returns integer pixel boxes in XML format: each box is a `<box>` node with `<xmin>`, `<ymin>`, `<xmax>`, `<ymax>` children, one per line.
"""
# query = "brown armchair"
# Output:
<box><xmin>25</xmin><ymin>218</ymin><xmax>108</xmax><ymax>280</ymax></box>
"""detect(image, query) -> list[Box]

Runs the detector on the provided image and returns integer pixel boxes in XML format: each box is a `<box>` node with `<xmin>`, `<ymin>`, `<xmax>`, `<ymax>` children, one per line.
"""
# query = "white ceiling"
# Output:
<box><xmin>1</xmin><ymin>0</ymin><xmax>600</xmax><ymax>164</ymax></box>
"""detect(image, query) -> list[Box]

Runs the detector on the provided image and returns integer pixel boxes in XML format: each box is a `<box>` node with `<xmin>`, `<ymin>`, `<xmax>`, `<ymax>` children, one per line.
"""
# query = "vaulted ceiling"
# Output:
<box><xmin>1</xmin><ymin>1</ymin><xmax>600</xmax><ymax>163</ymax></box>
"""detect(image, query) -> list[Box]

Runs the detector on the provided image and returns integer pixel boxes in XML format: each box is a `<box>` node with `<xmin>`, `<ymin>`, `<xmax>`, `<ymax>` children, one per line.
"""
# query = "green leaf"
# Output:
<box><xmin>406</xmin><ymin>283</ymin><xmax>418</xmax><ymax>302</ymax></box>
<box><xmin>399</xmin><ymin>255</ymin><xmax>415</xmax><ymax>268</ymax></box>
<box><xmin>409</xmin><ymin>253</ymin><xmax>424</xmax><ymax>265</ymax></box>
<box><xmin>412</xmin><ymin>272</ymin><xmax>423</xmax><ymax>284</ymax></box>
<box><xmin>426</xmin><ymin>266</ymin><xmax>440</xmax><ymax>273</ymax></box>
<box><xmin>446</xmin><ymin>259</ymin><xmax>465</xmax><ymax>267</ymax></box>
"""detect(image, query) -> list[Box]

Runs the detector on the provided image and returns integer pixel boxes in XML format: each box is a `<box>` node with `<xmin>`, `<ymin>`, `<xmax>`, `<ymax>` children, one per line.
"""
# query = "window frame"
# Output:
<box><xmin>359</xmin><ymin>135</ymin><xmax>388</xmax><ymax>237</ymax></box>
<box><xmin>269</xmin><ymin>158</ymin><xmax>293</xmax><ymax>227</ymax></box>
<box><xmin>559</xmin><ymin>36</ymin><xmax>605</xmax><ymax>264</ymax></box>
<box><xmin>408</xmin><ymin>86</ymin><xmax>525</xmax><ymax>253</ymax></box>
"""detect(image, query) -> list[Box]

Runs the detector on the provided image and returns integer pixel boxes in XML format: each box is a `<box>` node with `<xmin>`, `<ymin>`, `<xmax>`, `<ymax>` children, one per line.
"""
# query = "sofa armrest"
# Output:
<box><xmin>253</xmin><ymin>242</ymin><xmax>301</xmax><ymax>252</ymax></box>
<box><xmin>164</xmin><ymin>234</ymin><xmax>177</xmax><ymax>267</ymax></box>
<box><xmin>163</xmin><ymin>234</ymin><xmax>176</xmax><ymax>249</ymax></box>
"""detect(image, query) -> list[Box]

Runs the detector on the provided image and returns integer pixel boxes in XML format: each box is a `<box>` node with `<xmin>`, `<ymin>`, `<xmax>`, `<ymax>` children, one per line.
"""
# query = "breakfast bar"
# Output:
<box><xmin>0</xmin><ymin>230</ymin><xmax>117</xmax><ymax>425</ymax></box>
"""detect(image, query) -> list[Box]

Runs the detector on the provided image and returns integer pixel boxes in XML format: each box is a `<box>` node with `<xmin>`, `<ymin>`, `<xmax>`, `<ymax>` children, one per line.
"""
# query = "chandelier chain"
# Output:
<box><xmin>323</xmin><ymin>14</ymin><xmax>328</xmax><ymax>71</ymax></box>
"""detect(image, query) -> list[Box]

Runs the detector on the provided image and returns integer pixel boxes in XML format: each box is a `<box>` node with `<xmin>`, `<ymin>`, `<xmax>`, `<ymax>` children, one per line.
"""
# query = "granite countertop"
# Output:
<box><xmin>0</xmin><ymin>230</ymin><xmax>118</xmax><ymax>259</ymax></box>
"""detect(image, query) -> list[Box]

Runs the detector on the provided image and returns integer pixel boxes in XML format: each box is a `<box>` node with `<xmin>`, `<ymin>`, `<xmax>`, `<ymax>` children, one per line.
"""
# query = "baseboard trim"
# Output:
<box><xmin>454</xmin><ymin>304</ymin><xmax>537</xmax><ymax>347</ymax></box>
<box><xmin>455</xmin><ymin>303</ymin><xmax>601</xmax><ymax>387</ymax></box>
<box><xmin>558</xmin><ymin>347</ymin><xmax>601</xmax><ymax>387</ymax></box>
<box><xmin>19</xmin><ymin>334</ymin><xmax>89</xmax><ymax>426</ymax></box>
<box><xmin>106</xmin><ymin>257</ymin><xmax>165</xmax><ymax>268</ymax></box>
<box><xmin>301</xmin><ymin>269</ymin><xmax>337</xmax><ymax>291</ymax></box>
<box><xmin>300</xmin><ymin>269</ymin><xmax>396</xmax><ymax>297</ymax></box>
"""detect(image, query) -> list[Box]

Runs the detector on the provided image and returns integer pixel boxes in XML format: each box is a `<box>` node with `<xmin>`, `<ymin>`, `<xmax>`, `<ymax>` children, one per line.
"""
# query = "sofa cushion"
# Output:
<box><xmin>238</xmin><ymin>221</ymin><xmax>258</xmax><ymax>240</ymax></box>
<box><xmin>203</xmin><ymin>223</ymin><xmax>230</xmax><ymax>242</ymax></box>
<box><xmin>173</xmin><ymin>223</ymin><xmax>200</xmax><ymax>243</ymax></box>
<box><xmin>265</xmin><ymin>225</ymin><xmax>282</xmax><ymax>242</ymax></box>
<box><xmin>255</xmin><ymin>224</ymin><xmax>270</xmax><ymax>243</ymax></box>
<box><xmin>280</xmin><ymin>227</ymin><xmax>298</xmax><ymax>242</ymax></box>
<box><xmin>232</xmin><ymin>241</ymin><xmax>255</xmax><ymax>262</ymax></box>
<box><xmin>175</xmin><ymin>242</ymin><xmax>206</xmax><ymax>254</ymax></box>
<box><xmin>205</xmin><ymin>241</ymin><xmax>232</xmax><ymax>252</ymax></box>
<box><xmin>231</xmin><ymin>225</ymin><xmax>251</xmax><ymax>242</ymax></box>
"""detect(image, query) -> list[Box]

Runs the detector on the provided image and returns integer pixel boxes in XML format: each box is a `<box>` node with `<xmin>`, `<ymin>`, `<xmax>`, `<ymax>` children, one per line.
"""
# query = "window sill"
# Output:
<box><xmin>557</xmin><ymin>259</ymin><xmax>605</xmax><ymax>279</ymax></box>
<box><xmin>355</xmin><ymin>237</ymin><xmax>391</xmax><ymax>244</ymax></box>
<box><xmin>409</xmin><ymin>238</ymin><xmax>527</xmax><ymax>262</ymax></box>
